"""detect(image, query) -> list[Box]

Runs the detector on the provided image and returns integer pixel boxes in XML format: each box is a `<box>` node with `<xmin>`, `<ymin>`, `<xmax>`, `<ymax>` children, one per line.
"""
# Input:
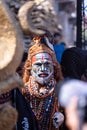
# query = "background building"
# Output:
<box><xmin>54</xmin><ymin>0</ymin><xmax>76</xmax><ymax>47</ymax></box>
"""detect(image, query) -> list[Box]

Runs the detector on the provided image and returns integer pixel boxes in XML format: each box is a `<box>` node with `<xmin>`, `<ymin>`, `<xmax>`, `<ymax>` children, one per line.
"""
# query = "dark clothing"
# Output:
<box><xmin>61</xmin><ymin>47</ymin><xmax>87</xmax><ymax>79</ymax></box>
<box><xmin>13</xmin><ymin>89</ymin><xmax>38</xmax><ymax>130</ymax></box>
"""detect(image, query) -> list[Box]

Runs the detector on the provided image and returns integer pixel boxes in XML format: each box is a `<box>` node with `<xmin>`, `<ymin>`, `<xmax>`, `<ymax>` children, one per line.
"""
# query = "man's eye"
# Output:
<box><xmin>35</xmin><ymin>63</ymin><xmax>42</xmax><ymax>66</ymax></box>
<box><xmin>45</xmin><ymin>62</ymin><xmax>51</xmax><ymax>66</ymax></box>
<box><xmin>45</xmin><ymin>62</ymin><xmax>49</xmax><ymax>65</ymax></box>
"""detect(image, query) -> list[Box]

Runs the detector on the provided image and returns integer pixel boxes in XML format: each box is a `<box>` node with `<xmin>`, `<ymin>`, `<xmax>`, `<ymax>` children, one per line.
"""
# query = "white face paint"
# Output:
<box><xmin>31</xmin><ymin>52</ymin><xmax>54</xmax><ymax>85</ymax></box>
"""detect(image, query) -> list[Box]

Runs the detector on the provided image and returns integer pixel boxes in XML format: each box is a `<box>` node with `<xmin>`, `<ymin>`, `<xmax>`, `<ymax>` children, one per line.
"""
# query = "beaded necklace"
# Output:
<box><xmin>23</xmin><ymin>76</ymin><xmax>57</xmax><ymax>130</ymax></box>
<box><xmin>25</xmin><ymin>92</ymin><xmax>55</xmax><ymax>130</ymax></box>
<box><xmin>25</xmin><ymin>76</ymin><xmax>56</xmax><ymax>98</ymax></box>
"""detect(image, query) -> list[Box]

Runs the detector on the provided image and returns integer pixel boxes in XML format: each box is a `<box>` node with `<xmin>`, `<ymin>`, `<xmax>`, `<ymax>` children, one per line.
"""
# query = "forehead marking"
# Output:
<box><xmin>31</xmin><ymin>53</ymin><xmax>52</xmax><ymax>63</ymax></box>
<box><xmin>41</xmin><ymin>55</ymin><xmax>45</xmax><ymax>61</ymax></box>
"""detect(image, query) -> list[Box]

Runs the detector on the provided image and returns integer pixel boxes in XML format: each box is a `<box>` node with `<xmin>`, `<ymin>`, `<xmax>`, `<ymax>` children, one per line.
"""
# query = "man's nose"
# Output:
<box><xmin>41</xmin><ymin>64</ymin><xmax>46</xmax><ymax>71</ymax></box>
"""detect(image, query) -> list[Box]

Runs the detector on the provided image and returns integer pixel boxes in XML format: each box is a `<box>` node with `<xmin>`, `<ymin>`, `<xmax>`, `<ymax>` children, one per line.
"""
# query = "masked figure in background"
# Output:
<box><xmin>22</xmin><ymin>36</ymin><xmax>64</xmax><ymax>130</ymax></box>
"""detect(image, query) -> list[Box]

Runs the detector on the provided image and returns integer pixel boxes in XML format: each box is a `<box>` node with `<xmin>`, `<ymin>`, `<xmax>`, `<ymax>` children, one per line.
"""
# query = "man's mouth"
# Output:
<box><xmin>39</xmin><ymin>73</ymin><xmax>48</xmax><ymax>77</ymax></box>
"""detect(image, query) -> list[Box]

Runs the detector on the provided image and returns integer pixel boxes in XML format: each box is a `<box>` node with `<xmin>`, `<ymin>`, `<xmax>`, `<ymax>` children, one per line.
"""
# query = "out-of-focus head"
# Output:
<box><xmin>54</xmin><ymin>32</ymin><xmax>62</xmax><ymax>44</ymax></box>
<box><xmin>59</xmin><ymin>79</ymin><xmax>87</xmax><ymax>107</ymax></box>
<box><xmin>58</xmin><ymin>79</ymin><xmax>87</xmax><ymax>130</ymax></box>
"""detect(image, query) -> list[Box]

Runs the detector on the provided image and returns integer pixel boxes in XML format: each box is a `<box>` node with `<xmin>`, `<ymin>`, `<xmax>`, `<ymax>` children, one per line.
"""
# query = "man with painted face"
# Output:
<box><xmin>22</xmin><ymin>36</ymin><xmax>64</xmax><ymax>130</ymax></box>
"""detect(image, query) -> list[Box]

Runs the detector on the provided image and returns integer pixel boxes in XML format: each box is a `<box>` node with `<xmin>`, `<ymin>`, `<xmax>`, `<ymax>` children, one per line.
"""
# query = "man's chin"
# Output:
<box><xmin>36</xmin><ymin>79</ymin><xmax>47</xmax><ymax>85</ymax></box>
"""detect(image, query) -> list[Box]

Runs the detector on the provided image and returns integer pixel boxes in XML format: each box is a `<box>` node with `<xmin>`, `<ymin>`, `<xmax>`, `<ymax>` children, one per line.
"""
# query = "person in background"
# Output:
<box><xmin>53</xmin><ymin>32</ymin><xmax>66</xmax><ymax>63</ymax></box>
<box><xmin>59</xmin><ymin>79</ymin><xmax>87</xmax><ymax>130</ymax></box>
<box><xmin>61</xmin><ymin>47</ymin><xmax>87</xmax><ymax>80</ymax></box>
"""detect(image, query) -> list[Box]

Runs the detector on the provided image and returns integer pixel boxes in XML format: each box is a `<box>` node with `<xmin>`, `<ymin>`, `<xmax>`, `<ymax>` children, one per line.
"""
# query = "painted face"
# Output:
<box><xmin>31</xmin><ymin>52</ymin><xmax>54</xmax><ymax>85</ymax></box>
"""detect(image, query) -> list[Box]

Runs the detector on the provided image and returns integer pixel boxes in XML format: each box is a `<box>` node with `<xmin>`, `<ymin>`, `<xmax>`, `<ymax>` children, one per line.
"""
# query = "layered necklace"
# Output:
<box><xmin>23</xmin><ymin>76</ymin><xmax>57</xmax><ymax>130</ymax></box>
